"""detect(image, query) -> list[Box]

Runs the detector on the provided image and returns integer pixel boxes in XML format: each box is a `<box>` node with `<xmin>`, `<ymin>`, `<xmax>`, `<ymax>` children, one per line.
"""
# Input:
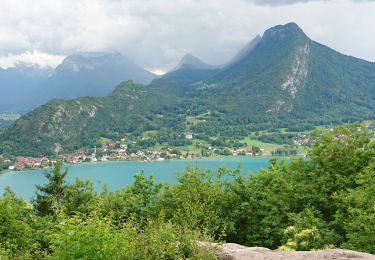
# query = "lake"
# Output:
<box><xmin>0</xmin><ymin>156</ymin><xmax>273</xmax><ymax>200</ymax></box>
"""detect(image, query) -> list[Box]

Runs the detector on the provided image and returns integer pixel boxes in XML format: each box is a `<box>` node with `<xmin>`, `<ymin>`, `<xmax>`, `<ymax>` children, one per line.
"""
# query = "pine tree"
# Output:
<box><xmin>33</xmin><ymin>161</ymin><xmax>68</xmax><ymax>216</ymax></box>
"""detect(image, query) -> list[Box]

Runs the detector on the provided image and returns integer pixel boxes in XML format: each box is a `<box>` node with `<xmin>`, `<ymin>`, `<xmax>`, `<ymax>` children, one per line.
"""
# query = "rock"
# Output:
<box><xmin>204</xmin><ymin>242</ymin><xmax>375</xmax><ymax>260</ymax></box>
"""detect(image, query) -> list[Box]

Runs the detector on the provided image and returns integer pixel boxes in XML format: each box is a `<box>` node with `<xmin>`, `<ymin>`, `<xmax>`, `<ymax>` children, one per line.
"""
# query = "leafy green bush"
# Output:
<box><xmin>0</xmin><ymin>188</ymin><xmax>33</xmax><ymax>257</ymax></box>
<box><xmin>335</xmin><ymin>150</ymin><xmax>375</xmax><ymax>253</ymax></box>
<box><xmin>49</xmin><ymin>213</ymin><xmax>215</xmax><ymax>260</ymax></box>
<box><xmin>279</xmin><ymin>208</ymin><xmax>336</xmax><ymax>251</ymax></box>
<box><xmin>150</xmin><ymin>166</ymin><xmax>236</xmax><ymax>238</ymax></box>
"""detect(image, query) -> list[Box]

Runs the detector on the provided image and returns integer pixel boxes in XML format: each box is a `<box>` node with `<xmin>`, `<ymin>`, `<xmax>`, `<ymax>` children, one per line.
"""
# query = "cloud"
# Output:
<box><xmin>0</xmin><ymin>51</ymin><xmax>65</xmax><ymax>69</ymax></box>
<box><xmin>250</xmin><ymin>0</ymin><xmax>328</xmax><ymax>5</ymax></box>
<box><xmin>249</xmin><ymin>0</ymin><xmax>374</xmax><ymax>5</ymax></box>
<box><xmin>0</xmin><ymin>0</ymin><xmax>374</xmax><ymax>71</ymax></box>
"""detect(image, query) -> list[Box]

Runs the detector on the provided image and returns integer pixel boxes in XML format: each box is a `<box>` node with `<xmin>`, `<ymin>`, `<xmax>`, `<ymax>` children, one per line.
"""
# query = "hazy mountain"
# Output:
<box><xmin>162</xmin><ymin>54</ymin><xmax>221</xmax><ymax>87</ymax></box>
<box><xmin>161</xmin><ymin>35</ymin><xmax>261</xmax><ymax>88</ymax></box>
<box><xmin>0</xmin><ymin>63</ymin><xmax>52</xmax><ymax>113</ymax></box>
<box><xmin>0</xmin><ymin>52</ymin><xmax>158</xmax><ymax>113</ymax></box>
<box><xmin>224</xmin><ymin>34</ymin><xmax>261</xmax><ymax>67</ymax></box>
<box><xmin>31</xmin><ymin>52</ymin><xmax>158</xmax><ymax>105</ymax></box>
<box><xmin>2</xmin><ymin>23</ymin><xmax>375</xmax><ymax>155</ymax></box>
<box><xmin>172</xmin><ymin>54</ymin><xmax>220</xmax><ymax>71</ymax></box>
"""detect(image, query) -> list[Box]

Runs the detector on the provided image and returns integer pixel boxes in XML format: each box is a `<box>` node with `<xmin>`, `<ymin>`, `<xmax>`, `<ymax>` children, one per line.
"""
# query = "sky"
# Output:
<box><xmin>0</xmin><ymin>0</ymin><xmax>374</xmax><ymax>74</ymax></box>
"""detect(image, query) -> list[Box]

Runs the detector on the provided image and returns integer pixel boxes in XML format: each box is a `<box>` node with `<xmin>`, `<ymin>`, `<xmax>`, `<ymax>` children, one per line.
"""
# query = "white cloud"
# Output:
<box><xmin>0</xmin><ymin>0</ymin><xmax>374</xmax><ymax>71</ymax></box>
<box><xmin>0</xmin><ymin>51</ymin><xmax>65</xmax><ymax>69</ymax></box>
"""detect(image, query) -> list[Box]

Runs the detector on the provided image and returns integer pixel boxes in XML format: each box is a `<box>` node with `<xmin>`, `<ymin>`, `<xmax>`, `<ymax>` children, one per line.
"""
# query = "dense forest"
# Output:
<box><xmin>0</xmin><ymin>123</ymin><xmax>374</xmax><ymax>258</ymax></box>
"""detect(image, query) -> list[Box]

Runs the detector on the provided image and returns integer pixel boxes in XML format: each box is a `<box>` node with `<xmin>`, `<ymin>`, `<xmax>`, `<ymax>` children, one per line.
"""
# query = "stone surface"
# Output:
<box><xmin>208</xmin><ymin>243</ymin><xmax>375</xmax><ymax>260</ymax></box>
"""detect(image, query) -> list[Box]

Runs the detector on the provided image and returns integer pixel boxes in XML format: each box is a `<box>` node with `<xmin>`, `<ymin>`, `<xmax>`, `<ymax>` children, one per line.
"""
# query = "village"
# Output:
<box><xmin>7</xmin><ymin>145</ymin><xmax>266</xmax><ymax>171</ymax></box>
<box><xmin>2</xmin><ymin>131</ymin><xmax>315</xmax><ymax>171</ymax></box>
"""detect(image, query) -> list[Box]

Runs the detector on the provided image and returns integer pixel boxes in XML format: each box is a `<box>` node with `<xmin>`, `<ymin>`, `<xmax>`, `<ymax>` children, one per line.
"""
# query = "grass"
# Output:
<box><xmin>142</xmin><ymin>130</ymin><xmax>159</xmax><ymax>138</ymax></box>
<box><xmin>185</xmin><ymin>117</ymin><xmax>207</xmax><ymax>129</ymax></box>
<box><xmin>180</xmin><ymin>136</ymin><xmax>290</xmax><ymax>156</ymax></box>
<box><xmin>98</xmin><ymin>137</ymin><xmax>112</xmax><ymax>145</ymax></box>
<box><xmin>241</xmin><ymin>137</ymin><xmax>282</xmax><ymax>148</ymax></box>
<box><xmin>181</xmin><ymin>139</ymin><xmax>205</xmax><ymax>153</ymax></box>
<box><xmin>240</xmin><ymin>136</ymin><xmax>284</xmax><ymax>155</ymax></box>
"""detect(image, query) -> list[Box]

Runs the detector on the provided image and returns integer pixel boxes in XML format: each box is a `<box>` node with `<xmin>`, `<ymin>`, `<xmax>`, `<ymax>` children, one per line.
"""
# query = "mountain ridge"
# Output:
<box><xmin>1</xmin><ymin>22</ymin><xmax>374</xmax><ymax>156</ymax></box>
<box><xmin>224</xmin><ymin>34</ymin><xmax>261</xmax><ymax>67</ymax></box>
<box><xmin>0</xmin><ymin>52</ymin><xmax>158</xmax><ymax>113</ymax></box>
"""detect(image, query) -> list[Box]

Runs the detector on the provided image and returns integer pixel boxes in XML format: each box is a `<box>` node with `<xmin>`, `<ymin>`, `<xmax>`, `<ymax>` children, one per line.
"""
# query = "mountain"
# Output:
<box><xmin>172</xmin><ymin>54</ymin><xmax>219</xmax><ymax>71</ymax></box>
<box><xmin>43</xmin><ymin>51</ymin><xmax>157</xmax><ymax>98</ymax></box>
<box><xmin>25</xmin><ymin>52</ymin><xmax>158</xmax><ymax>110</ymax></box>
<box><xmin>189</xmin><ymin>22</ymin><xmax>375</xmax><ymax>123</ymax></box>
<box><xmin>0</xmin><ymin>63</ymin><xmax>52</xmax><ymax>113</ymax></box>
<box><xmin>1</xmin><ymin>23</ymin><xmax>375</xmax><ymax>156</ymax></box>
<box><xmin>0</xmin><ymin>52</ymin><xmax>158</xmax><ymax>113</ymax></box>
<box><xmin>161</xmin><ymin>35</ymin><xmax>262</xmax><ymax>88</ymax></box>
<box><xmin>0</xmin><ymin>81</ymin><xmax>180</xmax><ymax>155</ymax></box>
<box><xmin>162</xmin><ymin>54</ymin><xmax>221</xmax><ymax>87</ymax></box>
<box><xmin>224</xmin><ymin>35</ymin><xmax>261</xmax><ymax>67</ymax></box>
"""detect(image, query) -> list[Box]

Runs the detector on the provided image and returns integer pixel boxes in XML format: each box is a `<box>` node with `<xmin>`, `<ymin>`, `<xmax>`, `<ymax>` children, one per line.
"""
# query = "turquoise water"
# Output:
<box><xmin>0</xmin><ymin>157</ymin><xmax>272</xmax><ymax>200</ymax></box>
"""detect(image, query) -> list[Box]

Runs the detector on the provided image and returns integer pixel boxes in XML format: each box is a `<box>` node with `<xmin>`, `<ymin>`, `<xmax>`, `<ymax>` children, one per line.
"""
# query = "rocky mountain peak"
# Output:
<box><xmin>262</xmin><ymin>22</ymin><xmax>308</xmax><ymax>41</ymax></box>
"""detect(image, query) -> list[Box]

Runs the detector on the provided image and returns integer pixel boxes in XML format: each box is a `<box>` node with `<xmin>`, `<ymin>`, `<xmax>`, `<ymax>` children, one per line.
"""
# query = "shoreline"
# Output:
<box><xmin>0</xmin><ymin>154</ymin><xmax>305</xmax><ymax>175</ymax></box>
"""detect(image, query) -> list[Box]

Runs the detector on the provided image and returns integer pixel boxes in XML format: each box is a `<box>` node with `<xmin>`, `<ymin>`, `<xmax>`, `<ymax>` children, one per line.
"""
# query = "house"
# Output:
<box><xmin>14</xmin><ymin>157</ymin><xmax>47</xmax><ymax>170</ymax></box>
<box><xmin>184</xmin><ymin>132</ymin><xmax>193</xmax><ymax>140</ymax></box>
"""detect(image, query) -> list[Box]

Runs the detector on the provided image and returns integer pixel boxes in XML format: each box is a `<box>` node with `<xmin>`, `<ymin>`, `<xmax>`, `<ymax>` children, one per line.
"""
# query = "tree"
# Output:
<box><xmin>33</xmin><ymin>161</ymin><xmax>68</xmax><ymax>216</ymax></box>
<box><xmin>335</xmin><ymin>145</ymin><xmax>375</xmax><ymax>253</ymax></box>
<box><xmin>62</xmin><ymin>178</ymin><xmax>96</xmax><ymax>216</ymax></box>
<box><xmin>279</xmin><ymin>208</ymin><xmax>336</xmax><ymax>251</ymax></box>
<box><xmin>0</xmin><ymin>188</ymin><xmax>33</xmax><ymax>256</ymax></box>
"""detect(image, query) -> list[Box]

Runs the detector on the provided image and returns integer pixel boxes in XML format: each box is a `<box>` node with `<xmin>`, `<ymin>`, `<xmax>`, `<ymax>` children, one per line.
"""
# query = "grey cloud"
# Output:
<box><xmin>248</xmin><ymin>0</ymin><xmax>373</xmax><ymax>5</ymax></box>
<box><xmin>250</xmin><ymin>0</ymin><xmax>329</xmax><ymax>6</ymax></box>
<box><xmin>0</xmin><ymin>0</ymin><xmax>375</xmax><ymax>72</ymax></box>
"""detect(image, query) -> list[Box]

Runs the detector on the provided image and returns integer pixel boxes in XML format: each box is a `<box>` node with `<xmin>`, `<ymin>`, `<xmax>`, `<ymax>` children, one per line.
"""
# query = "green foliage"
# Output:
<box><xmin>309</xmin><ymin>124</ymin><xmax>370</xmax><ymax>191</ymax></box>
<box><xmin>150</xmin><ymin>166</ymin><xmax>236</xmax><ymax>236</ymax></box>
<box><xmin>49</xmin><ymin>214</ymin><xmax>136</xmax><ymax>259</ymax></box>
<box><xmin>1</xmin><ymin>123</ymin><xmax>375</xmax><ymax>257</ymax></box>
<box><xmin>279</xmin><ymin>208</ymin><xmax>335</xmax><ymax>251</ymax></box>
<box><xmin>0</xmin><ymin>188</ymin><xmax>34</xmax><ymax>257</ymax></box>
<box><xmin>225</xmin><ymin>159</ymin><xmax>295</xmax><ymax>248</ymax></box>
<box><xmin>335</xmin><ymin>146</ymin><xmax>375</xmax><ymax>253</ymax></box>
<box><xmin>62</xmin><ymin>178</ymin><xmax>97</xmax><ymax>216</ymax></box>
<box><xmin>34</xmin><ymin>160</ymin><xmax>68</xmax><ymax>216</ymax></box>
<box><xmin>99</xmin><ymin>172</ymin><xmax>162</xmax><ymax>224</ymax></box>
<box><xmin>49</xmin><ymin>213</ymin><xmax>215</xmax><ymax>260</ymax></box>
<box><xmin>305</xmin><ymin>124</ymin><xmax>372</xmax><ymax>221</ymax></box>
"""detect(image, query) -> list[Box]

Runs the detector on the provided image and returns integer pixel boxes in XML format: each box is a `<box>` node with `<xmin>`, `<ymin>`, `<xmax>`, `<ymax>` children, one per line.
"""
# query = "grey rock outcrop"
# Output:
<box><xmin>208</xmin><ymin>243</ymin><xmax>375</xmax><ymax>260</ymax></box>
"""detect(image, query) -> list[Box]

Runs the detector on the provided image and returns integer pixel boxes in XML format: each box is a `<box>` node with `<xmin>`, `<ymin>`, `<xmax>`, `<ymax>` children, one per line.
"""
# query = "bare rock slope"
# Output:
<box><xmin>216</xmin><ymin>243</ymin><xmax>375</xmax><ymax>260</ymax></box>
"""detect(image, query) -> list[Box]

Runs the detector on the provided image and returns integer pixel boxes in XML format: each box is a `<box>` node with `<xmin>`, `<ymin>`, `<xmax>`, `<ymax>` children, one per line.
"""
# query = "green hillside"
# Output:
<box><xmin>1</xmin><ymin>23</ymin><xmax>374</xmax><ymax>156</ymax></box>
<box><xmin>187</xmin><ymin>23</ymin><xmax>375</xmax><ymax>125</ymax></box>
<box><xmin>0</xmin><ymin>81</ymin><xmax>181</xmax><ymax>155</ymax></box>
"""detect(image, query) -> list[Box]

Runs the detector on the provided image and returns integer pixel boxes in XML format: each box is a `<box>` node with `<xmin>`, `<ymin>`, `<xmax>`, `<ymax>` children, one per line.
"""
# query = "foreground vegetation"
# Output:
<box><xmin>0</xmin><ymin>124</ymin><xmax>374</xmax><ymax>259</ymax></box>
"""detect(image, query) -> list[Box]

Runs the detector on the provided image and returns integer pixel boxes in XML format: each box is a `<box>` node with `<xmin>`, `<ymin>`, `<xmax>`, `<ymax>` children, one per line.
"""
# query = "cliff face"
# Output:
<box><xmin>202</xmin><ymin>243</ymin><xmax>375</xmax><ymax>260</ymax></box>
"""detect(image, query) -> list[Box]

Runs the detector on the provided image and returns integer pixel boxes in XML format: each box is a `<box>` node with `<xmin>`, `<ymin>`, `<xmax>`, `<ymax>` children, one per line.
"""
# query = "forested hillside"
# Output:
<box><xmin>1</xmin><ymin>23</ymin><xmax>374</xmax><ymax>156</ymax></box>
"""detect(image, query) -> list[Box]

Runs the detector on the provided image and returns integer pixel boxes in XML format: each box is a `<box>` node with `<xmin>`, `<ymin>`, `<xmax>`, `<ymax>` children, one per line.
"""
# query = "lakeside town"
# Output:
<box><xmin>4</xmin><ymin>121</ymin><xmax>374</xmax><ymax>173</ymax></box>
<box><xmin>1</xmin><ymin>132</ymin><xmax>313</xmax><ymax>172</ymax></box>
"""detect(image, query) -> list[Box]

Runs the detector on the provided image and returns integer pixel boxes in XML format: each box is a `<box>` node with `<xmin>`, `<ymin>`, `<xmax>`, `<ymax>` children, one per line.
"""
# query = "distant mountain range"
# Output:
<box><xmin>0</xmin><ymin>52</ymin><xmax>157</xmax><ymax>113</ymax></box>
<box><xmin>162</xmin><ymin>35</ymin><xmax>261</xmax><ymax>87</ymax></box>
<box><xmin>0</xmin><ymin>63</ymin><xmax>52</xmax><ymax>113</ymax></box>
<box><xmin>1</xmin><ymin>23</ymin><xmax>374</xmax><ymax>156</ymax></box>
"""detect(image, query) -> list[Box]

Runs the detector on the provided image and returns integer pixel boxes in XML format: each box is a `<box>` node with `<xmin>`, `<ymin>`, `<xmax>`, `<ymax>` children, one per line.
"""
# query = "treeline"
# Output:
<box><xmin>0</xmin><ymin>124</ymin><xmax>374</xmax><ymax>259</ymax></box>
<box><xmin>271</xmin><ymin>147</ymin><xmax>298</xmax><ymax>156</ymax></box>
